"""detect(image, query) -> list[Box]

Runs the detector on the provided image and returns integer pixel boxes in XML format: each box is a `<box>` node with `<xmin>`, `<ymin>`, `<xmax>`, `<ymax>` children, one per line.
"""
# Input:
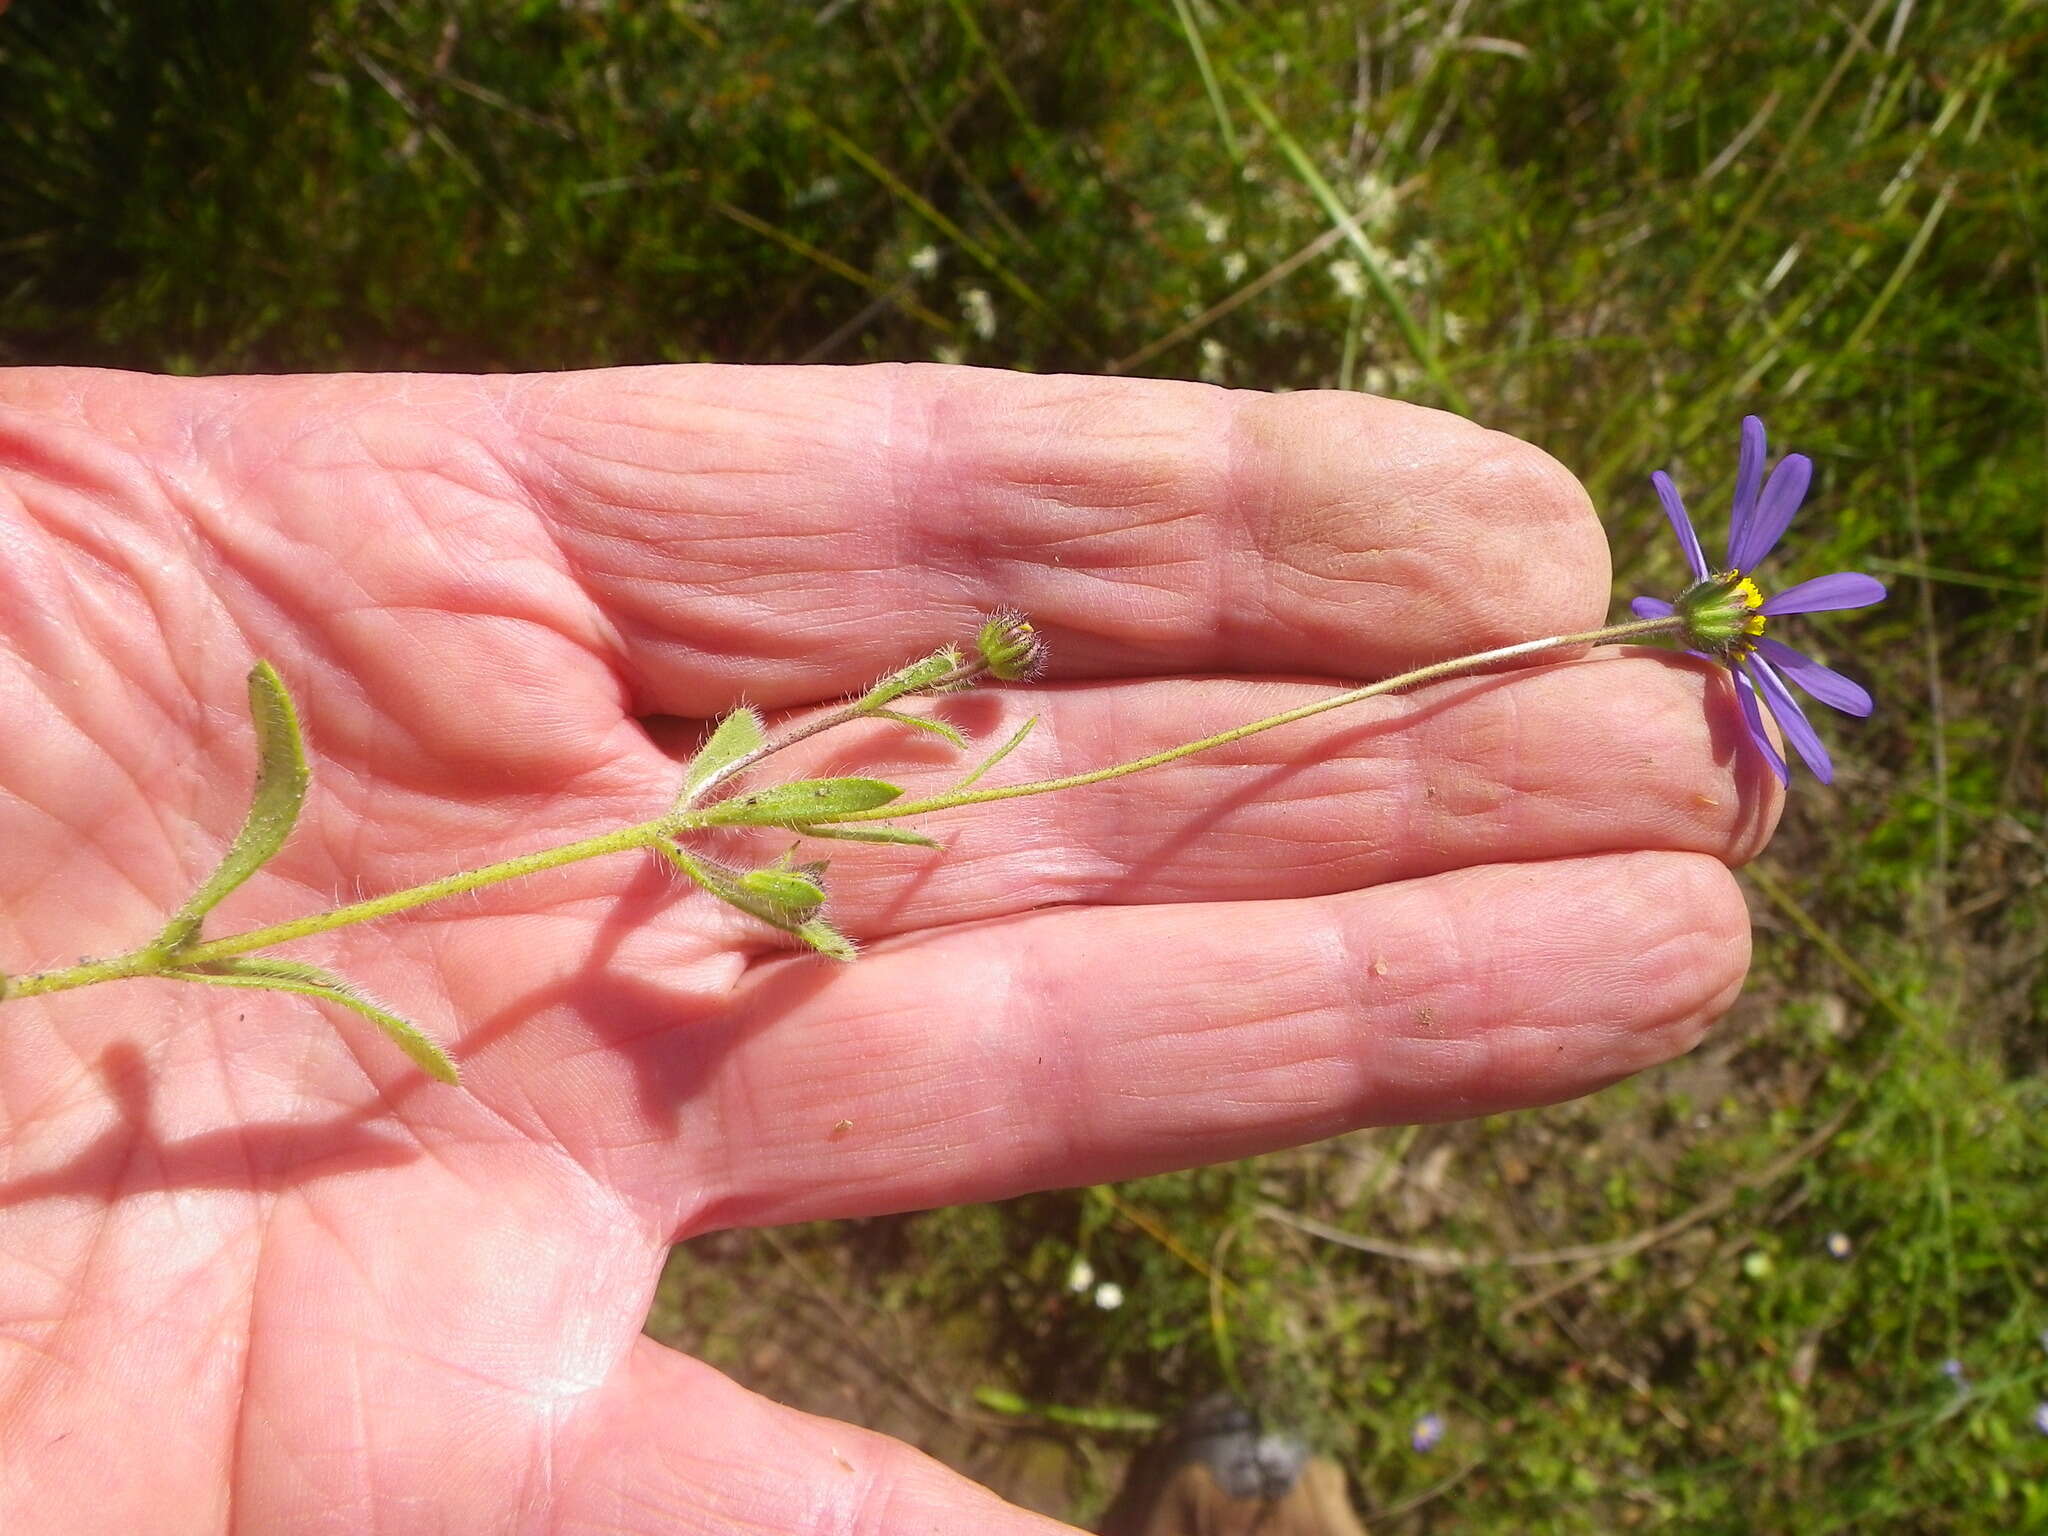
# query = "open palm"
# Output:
<box><xmin>0</xmin><ymin>365</ymin><xmax>1775</xmax><ymax>1533</ymax></box>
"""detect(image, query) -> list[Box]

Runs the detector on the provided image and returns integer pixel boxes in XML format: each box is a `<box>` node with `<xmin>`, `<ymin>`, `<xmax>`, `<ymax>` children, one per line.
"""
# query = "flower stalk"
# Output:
<box><xmin>0</xmin><ymin>612</ymin><xmax>1684</xmax><ymax>1030</ymax></box>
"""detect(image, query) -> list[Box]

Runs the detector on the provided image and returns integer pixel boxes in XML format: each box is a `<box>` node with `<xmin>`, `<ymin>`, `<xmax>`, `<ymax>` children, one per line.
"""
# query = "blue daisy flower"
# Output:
<box><xmin>1631</xmin><ymin>417</ymin><xmax>1886</xmax><ymax>784</ymax></box>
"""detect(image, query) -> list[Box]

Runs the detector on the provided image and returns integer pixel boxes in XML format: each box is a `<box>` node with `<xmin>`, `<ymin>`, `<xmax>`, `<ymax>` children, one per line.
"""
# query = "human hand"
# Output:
<box><xmin>0</xmin><ymin>365</ymin><xmax>1776</xmax><ymax>1532</ymax></box>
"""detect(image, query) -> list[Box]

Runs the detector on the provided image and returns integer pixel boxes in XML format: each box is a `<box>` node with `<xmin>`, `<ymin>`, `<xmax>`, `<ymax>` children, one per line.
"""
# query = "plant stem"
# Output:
<box><xmin>808</xmin><ymin>615</ymin><xmax>1686</xmax><ymax>824</ymax></box>
<box><xmin>7</xmin><ymin>821</ymin><xmax>671</xmax><ymax>1000</ymax></box>
<box><xmin>3</xmin><ymin>615</ymin><xmax>1682</xmax><ymax>1001</ymax></box>
<box><xmin>691</xmin><ymin>657</ymin><xmax>990</xmax><ymax>804</ymax></box>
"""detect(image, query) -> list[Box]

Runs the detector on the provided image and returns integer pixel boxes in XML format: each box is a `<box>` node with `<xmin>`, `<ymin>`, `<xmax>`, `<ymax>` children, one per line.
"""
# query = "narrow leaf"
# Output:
<box><xmin>952</xmin><ymin>715</ymin><xmax>1038</xmax><ymax>792</ymax></box>
<box><xmin>794</xmin><ymin>918</ymin><xmax>858</xmax><ymax>962</ymax></box>
<box><xmin>697</xmin><ymin>776</ymin><xmax>903</xmax><ymax>826</ymax></box>
<box><xmin>795</xmin><ymin>823</ymin><xmax>941</xmax><ymax>849</ymax></box>
<box><xmin>679</xmin><ymin>707</ymin><xmax>767</xmax><ymax>805</ymax></box>
<box><xmin>736</xmin><ymin>867</ymin><xmax>828</xmax><ymax>915</ymax></box>
<box><xmin>157</xmin><ymin>662</ymin><xmax>311</xmax><ymax>950</ymax></box>
<box><xmin>171</xmin><ymin>958</ymin><xmax>458</xmax><ymax>1084</ymax></box>
<box><xmin>872</xmin><ymin>709</ymin><xmax>968</xmax><ymax>749</ymax></box>
<box><xmin>658</xmin><ymin>844</ymin><xmax>808</xmax><ymax>930</ymax></box>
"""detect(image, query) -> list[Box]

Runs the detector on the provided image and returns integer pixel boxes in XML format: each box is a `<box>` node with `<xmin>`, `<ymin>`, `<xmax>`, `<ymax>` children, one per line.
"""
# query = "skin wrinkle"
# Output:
<box><xmin>8</xmin><ymin>518</ymin><xmax>207</xmax><ymax>857</ymax></box>
<box><xmin>1217</xmin><ymin>388</ymin><xmax>1291</xmax><ymax>666</ymax></box>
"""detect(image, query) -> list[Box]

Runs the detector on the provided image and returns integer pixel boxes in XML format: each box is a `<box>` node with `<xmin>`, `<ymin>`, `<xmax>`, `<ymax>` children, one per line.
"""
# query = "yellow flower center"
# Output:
<box><xmin>1731</xmin><ymin>575</ymin><xmax>1768</xmax><ymax>645</ymax></box>
<box><xmin>1674</xmin><ymin>571</ymin><xmax>1771</xmax><ymax>660</ymax></box>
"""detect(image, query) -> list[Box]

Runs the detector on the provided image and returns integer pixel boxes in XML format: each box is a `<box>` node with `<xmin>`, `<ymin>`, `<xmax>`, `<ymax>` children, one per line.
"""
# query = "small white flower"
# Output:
<box><xmin>908</xmin><ymin>245</ymin><xmax>940</xmax><ymax>277</ymax></box>
<box><xmin>1221</xmin><ymin>251</ymin><xmax>1248</xmax><ymax>284</ymax></box>
<box><xmin>1189</xmin><ymin>201</ymin><xmax>1230</xmax><ymax>246</ymax></box>
<box><xmin>1198</xmin><ymin>337</ymin><xmax>1229</xmax><ymax>384</ymax></box>
<box><xmin>1353</xmin><ymin>171</ymin><xmax>1397</xmax><ymax>230</ymax></box>
<box><xmin>1329</xmin><ymin>258</ymin><xmax>1366</xmax><ymax>300</ymax></box>
<box><xmin>1092</xmin><ymin>1282</ymin><xmax>1125</xmax><ymax>1310</ymax></box>
<box><xmin>795</xmin><ymin>174</ymin><xmax>842</xmax><ymax>208</ymax></box>
<box><xmin>961</xmin><ymin>287</ymin><xmax>997</xmax><ymax>341</ymax></box>
<box><xmin>1066</xmin><ymin>1257</ymin><xmax>1095</xmax><ymax>1294</ymax></box>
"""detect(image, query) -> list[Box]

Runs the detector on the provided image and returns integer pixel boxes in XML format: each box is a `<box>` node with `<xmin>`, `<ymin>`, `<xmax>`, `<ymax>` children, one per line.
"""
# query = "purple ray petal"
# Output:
<box><xmin>1733</xmin><ymin>415</ymin><xmax>1766</xmax><ymax>535</ymax></box>
<box><xmin>1731</xmin><ymin>664</ymin><xmax>1788</xmax><ymax>785</ymax></box>
<box><xmin>1729</xmin><ymin>452</ymin><xmax>1812</xmax><ymax>572</ymax></box>
<box><xmin>1758</xmin><ymin>571</ymin><xmax>1887</xmax><ymax>615</ymax></box>
<box><xmin>1754</xmin><ymin>637</ymin><xmax>1873</xmax><ymax>717</ymax></box>
<box><xmin>1749</xmin><ymin>655</ymin><xmax>1834</xmax><ymax>782</ymax></box>
<box><xmin>1631</xmin><ymin>596</ymin><xmax>1675</xmax><ymax>619</ymax></box>
<box><xmin>1652</xmin><ymin>471</ymin><xmax>1709</xmax><ymax>580</ymax></box>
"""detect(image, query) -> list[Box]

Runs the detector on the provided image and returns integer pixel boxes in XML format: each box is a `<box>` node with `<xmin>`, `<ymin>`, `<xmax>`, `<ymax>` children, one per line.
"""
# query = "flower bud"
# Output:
<box><xmin>976</xmin><ymin>613</ymin><xmax>1045</xmax><ymax>681</ymax></box>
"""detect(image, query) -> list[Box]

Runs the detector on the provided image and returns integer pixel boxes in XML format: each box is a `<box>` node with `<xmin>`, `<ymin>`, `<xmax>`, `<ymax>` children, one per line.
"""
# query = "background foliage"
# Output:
<box><xmin>4</xmin><ymin>1</ymin><xmax>2045</xmax><ymax>1529</ymax></box>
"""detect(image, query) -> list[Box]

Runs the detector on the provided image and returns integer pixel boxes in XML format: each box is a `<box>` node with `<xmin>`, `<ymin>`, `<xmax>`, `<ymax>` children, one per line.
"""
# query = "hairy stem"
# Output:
<box><xmin>8</xmin><ymin>821</ymin><xmax>671</xmax><ymax>1000</ymax></box>
<box><xmin>691</xmin><ymin>656</ymin><xmax>990</xmax><ymax>804</ymax></box>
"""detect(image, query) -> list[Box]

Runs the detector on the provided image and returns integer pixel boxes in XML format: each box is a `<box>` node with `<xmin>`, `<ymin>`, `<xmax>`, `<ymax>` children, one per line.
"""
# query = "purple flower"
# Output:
<box><xmin>1941</xmin><ymin>1358</ymin><xmax>1968</xmax><ymax>1390</ymax></box>
<box><xmin>2033</xmin><ymin>1401</ymin><xmax>2048</xmax><ymax>1437</ymax></box>
<box><xmin>1630</xmin><ymin>417</ymin><xmax>1886</xmax><ymax>785</ymax></box>
<box><xmin>1410</xmin><ymin>1412</ymin><xmax>1445</xmax><ymax>1452</ymax></box>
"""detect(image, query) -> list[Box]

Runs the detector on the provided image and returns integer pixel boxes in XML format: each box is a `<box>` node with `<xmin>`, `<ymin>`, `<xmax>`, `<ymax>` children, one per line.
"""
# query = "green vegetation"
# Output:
<box><xmin>6</xmin><ymin>0</ymin><xmax>2044</xmax><ymax>1528</ymax></box>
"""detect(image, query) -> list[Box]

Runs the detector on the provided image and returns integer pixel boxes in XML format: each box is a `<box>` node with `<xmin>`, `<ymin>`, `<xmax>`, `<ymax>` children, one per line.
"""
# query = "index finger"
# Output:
<box><xmin>509</xmin><ymin>364</ymin><xmax>1611</xmax><ymax>713</ymax></box>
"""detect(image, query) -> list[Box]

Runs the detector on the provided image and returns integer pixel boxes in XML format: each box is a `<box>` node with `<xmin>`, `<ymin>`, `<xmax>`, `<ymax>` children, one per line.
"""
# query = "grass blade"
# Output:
<box><xmin>1227</xmin><ymin>72</ymin><xmax>1468</xmax><ymax>415</ymax></box>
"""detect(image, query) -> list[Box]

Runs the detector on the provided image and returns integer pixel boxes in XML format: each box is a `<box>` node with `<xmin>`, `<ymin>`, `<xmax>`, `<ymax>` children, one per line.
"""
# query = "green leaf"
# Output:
<box><xmin>794</xmin><ymin>917</ymin><xmax>858</xmax><ymax>962</ymax></box>
<box><xmin>156</xmin><ymin>661</ymin><xmax>310</xmax><ymax>951</ymax></box>
<box><xmin>659</xmin><ymin>844</ymin><xmax>806</xmax><ymax>929</ymax></box>
<box><xmin>872</xmin><ymin>708</ymin><xmax>968</xmax><ymax>749</ymax></box>
<box><xmin>171</xmin><ymin>958</ymin><xmax>458</xmax><ymax>1084</ymax></box>
<box><xmin>679</xmin><ymin>707</ymin><xmax>767</xmax><ymax>805</ymax></box>
<box><xmin>696</xmin><ymin>776</ymin><xmax>903</xmax><ymax>826</ymax></box>
<box><xmin>659</xmin><ymin>846</ymin><xmax>856</xmax><ymax>962</ymax></box>
<box><xmin>794</xmin><ymin>823</ymin><xmax>941</xmax><ymax>849</ymax></box>
<box><xmin>735</xmin><ymin>867</ymin><xmax>828</xmax><ymax>915</ymax></box>
<box><xmin>952</xmin><ymin>714</ymin><xmax>1039</xmax><ymax>792</ymax></box>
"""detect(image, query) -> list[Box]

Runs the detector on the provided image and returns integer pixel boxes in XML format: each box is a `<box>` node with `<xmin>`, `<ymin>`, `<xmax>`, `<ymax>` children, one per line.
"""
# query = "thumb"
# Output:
<box><xmin>559</xmin><ymin>1336</ymin><xmax>1080</xmax><ymax>1534</ymax></box>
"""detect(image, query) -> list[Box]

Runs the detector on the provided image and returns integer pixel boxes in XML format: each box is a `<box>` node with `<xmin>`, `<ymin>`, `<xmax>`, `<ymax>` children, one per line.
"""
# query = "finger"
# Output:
<box><xmin>670</xmin><ymin>850</ymin><xmax>1750</xmax><ymax>1232</ymax></box>
<box><xmin>687</xmin><ymin>651</ymin><xmax>1782</xmax><ymax>940</ymax></box>
<box><xmin>504</xmin><ymin>365</ymin><xmax>1610</xmax><ymax>711</ymax></box>
<box><xmin>559</xmin><ymin>1337</ymin><xmax>1079</xmax><ymax>1535</ymax></box>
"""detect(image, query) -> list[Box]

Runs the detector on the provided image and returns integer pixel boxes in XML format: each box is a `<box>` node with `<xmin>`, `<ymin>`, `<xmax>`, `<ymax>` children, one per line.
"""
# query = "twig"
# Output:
<box><xmin>1256</xmin><ymin>1101</ymin><xmax>1856</xmax><ymax>1282</ymax></box>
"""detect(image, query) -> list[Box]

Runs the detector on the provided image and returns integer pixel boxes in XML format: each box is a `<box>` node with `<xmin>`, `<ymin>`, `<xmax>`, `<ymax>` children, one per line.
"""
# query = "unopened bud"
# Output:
<box><xmin>976</xmin><ymin>613</ymin><xmax>1045</xmax><ymax>681</ymax></box>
